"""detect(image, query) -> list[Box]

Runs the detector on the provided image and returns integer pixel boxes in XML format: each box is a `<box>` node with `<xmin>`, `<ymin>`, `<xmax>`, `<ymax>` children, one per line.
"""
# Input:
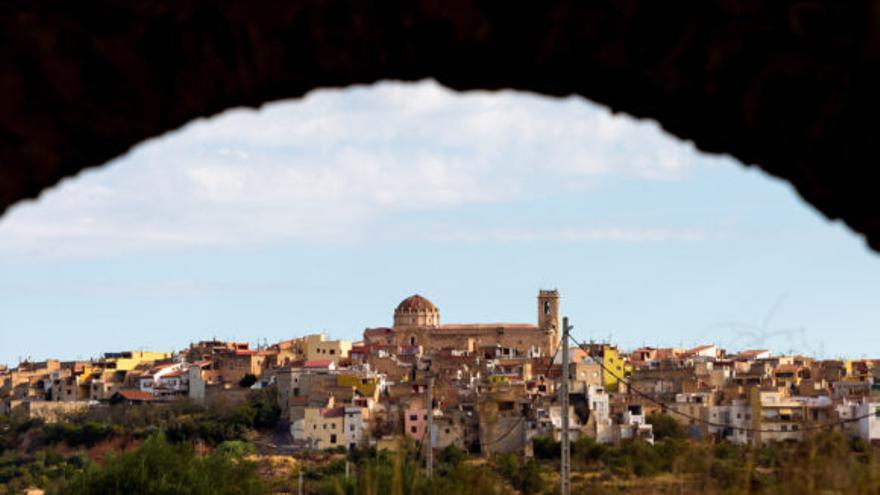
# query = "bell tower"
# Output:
<box><xmin>538</xmin><ymin>289</ymin><xmax>561</xmax><ymax>354</ymax></box>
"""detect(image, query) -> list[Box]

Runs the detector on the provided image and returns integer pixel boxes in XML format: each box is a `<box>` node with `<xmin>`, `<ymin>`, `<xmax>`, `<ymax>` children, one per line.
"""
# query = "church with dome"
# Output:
<box><xmin>364</xmin><ymin>290</ymin><xmax>561</xmax><ymax>358</ymax></box>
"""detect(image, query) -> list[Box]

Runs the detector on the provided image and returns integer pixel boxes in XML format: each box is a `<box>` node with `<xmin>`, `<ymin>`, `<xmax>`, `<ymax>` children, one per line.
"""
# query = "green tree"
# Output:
<box><xmin>646</xmin><ymin>412</ymin><xmax>686</xmax><ymax>441</ymax></box>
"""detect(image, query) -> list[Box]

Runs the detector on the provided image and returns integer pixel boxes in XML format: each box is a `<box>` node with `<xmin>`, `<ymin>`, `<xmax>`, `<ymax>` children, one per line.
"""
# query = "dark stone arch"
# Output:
<box><xmin>2</xmin><ymin>1</ymin><xmax>880</xmax><ymax>248</ymax></box>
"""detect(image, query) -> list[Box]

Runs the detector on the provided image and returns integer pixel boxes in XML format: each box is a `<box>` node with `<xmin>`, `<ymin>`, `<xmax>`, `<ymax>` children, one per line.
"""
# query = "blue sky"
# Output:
<box><xmin>1</xmin><ymin>80</ymin><xmax>878</xmax><ymax>366</ymax></box>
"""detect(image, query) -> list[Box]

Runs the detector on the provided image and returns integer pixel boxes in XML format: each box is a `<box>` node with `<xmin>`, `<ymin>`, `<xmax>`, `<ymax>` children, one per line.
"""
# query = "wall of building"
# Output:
<box><xmin>303</xmin><ymin>408</ymin><xmax>344</xmax><ymax>449</ymax></box>
<box><xmin>344</xmin><ymin>407</ymin><xmax>366</xmax><ymax>449</ymax></box>
<box><xmin>18</xmin><ymin>400</ymin><xmax>89</xmax><ymax>423</ymax></box>
<box><xmin>303</xmin><ymin>335</ymin><xmax>353</xmax><ymax>363</ymax></box>
<box><xmin>858</xmin><ymin>400</ymin><xmax>880</xmax><ymax>442</ymax></box>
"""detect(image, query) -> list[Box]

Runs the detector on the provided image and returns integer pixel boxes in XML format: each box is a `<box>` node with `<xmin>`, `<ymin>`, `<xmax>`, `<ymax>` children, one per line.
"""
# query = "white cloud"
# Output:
<box><xmin>0</xmin><ymin>80</ymin><xmax>723</xmax><ymax>259</ymax></box>
<box><xmin>415</xmin><ymin>226</ymin><xmax>722</xmax><ymax>243</ymax></box>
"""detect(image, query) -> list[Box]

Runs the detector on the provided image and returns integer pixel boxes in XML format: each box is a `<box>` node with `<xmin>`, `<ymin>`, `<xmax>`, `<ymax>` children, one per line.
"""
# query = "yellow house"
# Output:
<box><xmin>583</xmin><ymin>343</ymin><xmax>624</xmax><ymax>392</ymax></box>
<box><xmin>336</xmin><ymin>374</ymin><xmax>380</xmax><ymax>399</ymax></box>
<box><xmin>101</xmin><ymin>351</ymin><xmax>172</xmax><ymax>371</ymax></box>
<box><xmin>303</xmin><ymin>405</ymin><xmax>345</xmax><ymax>449</ymax></box>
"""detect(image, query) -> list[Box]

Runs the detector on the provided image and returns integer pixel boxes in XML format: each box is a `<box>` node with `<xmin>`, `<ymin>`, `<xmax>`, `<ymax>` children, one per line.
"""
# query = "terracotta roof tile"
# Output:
<box><xmin>303</xmin><ymin>359</ymin><xmax>334</xmax><ymax>368</ymax></box>
<box><xmin>395</xmin><ymin>295</ymin><xmax>438</xmax><ymax>313</ymax></box>
<box><xmin>440</xmin><ymin>323</ymin><xmax>538</xmax><ymax>331</ymax></box>
<box><xmin>321</xmin><ymin>407</ymin><xmax>345</xmax><ymax>418</ymax></box>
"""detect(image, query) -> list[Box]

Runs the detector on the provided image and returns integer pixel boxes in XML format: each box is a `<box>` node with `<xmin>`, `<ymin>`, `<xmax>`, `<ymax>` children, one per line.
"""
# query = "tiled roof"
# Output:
<box><xmin>395</xmin><ymin>295</ymin><xmax>438</xmax><ymax>313</ymax></box>
<box><xmin>688</xmin><ymin>344</ymin><xmax>715</xmax><ymax>354</ymax></box>
<box><xmin>304</xmin><ymin>359</ymin><xmax>334</xmax><ymax>368</ymax></box>
<box><xmin>739</xmin><ymin>349</ymin><xmax>770</xmax><ymax>358</ymax></box>
<box><xmin>321</xmin><ymin>407</ymin><xmax>345</xmax><ymax>418</ymax></box>
<box><xmin>439</xmin><ymin>323</ymin><xmax>539</xmax><ymax>331</ymax></box>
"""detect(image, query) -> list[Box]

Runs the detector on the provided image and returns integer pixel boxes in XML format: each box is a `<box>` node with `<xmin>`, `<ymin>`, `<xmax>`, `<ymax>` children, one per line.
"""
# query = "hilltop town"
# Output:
<box><xmin>3</xmin><ymin>289</ymin><xmax>879</xmax><ymax>453</ymax></box>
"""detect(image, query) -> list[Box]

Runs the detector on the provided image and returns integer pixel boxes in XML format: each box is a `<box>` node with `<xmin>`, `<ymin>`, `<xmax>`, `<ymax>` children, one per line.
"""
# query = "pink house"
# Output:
<box><xmin>404</xmin><ymin>406</ymin><xmax>429</xmax><ymax>440</ymax></box>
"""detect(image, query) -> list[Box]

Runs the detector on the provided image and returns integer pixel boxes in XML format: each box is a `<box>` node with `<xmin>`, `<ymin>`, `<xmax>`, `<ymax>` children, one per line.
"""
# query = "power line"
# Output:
<box><xmin>569</xmin><ymin>334</ymin><xmax>877</xmax><ymax>435</ymax></box>
<box><xmin>480</xmin><ymin>416</ymin><xmax>526</xmax><ymax>448</ymax></box>
<box><xmin>480</xmin><ymin>341</ymin><xmax>564</xmax><ymax>450</ymax></box>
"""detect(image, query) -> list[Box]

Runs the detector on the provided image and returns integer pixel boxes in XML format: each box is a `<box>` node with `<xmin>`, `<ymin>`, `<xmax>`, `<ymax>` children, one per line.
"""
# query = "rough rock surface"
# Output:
<box><xmin>2</xmin><ymin>1</ymin><xmax>879</xmax><ymax>248</ymax></box>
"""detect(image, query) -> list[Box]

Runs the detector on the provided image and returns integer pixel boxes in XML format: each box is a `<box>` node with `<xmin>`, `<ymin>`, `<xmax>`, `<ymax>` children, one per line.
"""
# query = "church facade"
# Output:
<box><xmin>365</xmin><ymin>290</ymin><xmax>561</xmax><ymax>357</ymax></box>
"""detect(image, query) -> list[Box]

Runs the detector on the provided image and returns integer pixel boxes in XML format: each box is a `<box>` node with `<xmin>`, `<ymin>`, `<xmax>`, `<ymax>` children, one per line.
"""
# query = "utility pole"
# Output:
<box><xmin>560</xmin><ymin>317</ymin><xmax>572</xmax><ymax>495</ymax></box>
<box><xmin>426</xmin><ymin>372</ymin><xmax>434</xmax><ymax>478</ymax></box>
<box><xmin>298</xmin><ymin>469</ymin><xmax>304</xmax><ymax>495</ymax></box>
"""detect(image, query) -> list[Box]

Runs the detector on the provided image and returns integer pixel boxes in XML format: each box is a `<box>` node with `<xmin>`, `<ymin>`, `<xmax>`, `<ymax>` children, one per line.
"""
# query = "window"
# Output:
<box><xmin>323</xmin><ymin>424</ymin><xmax>327</xmax><ymax>430</ymax></box>
<box><xmin>330</xmin><ymin>349</ymin><xmax>335</xmax><ymax>355</ymax></box>
<box><xmin>330</xmin><ymin>434</ymin><xmax>337</xmax><ymax>444</ymax></box>
<box><xmin>350</xmin><ymin>425</ymin><xmax>354</xmax><ymax>431</ymax></box>
<box><xmin>332</xmin><ymin>423</ymin><xmax>336</xmax><ymax>429</ymax></box>
<box><xmin>411</xmin><ymin>426</ymin><xmax>417</xmax><ymax>433</ymax></box>
<box><xmin>781</xmin><ymin>425</ymin><xmax>788</xmax><ymax>432</ymax></box>
<box><xmin>410</xmin><ymin>415</ymin><xmax>417</xmax><ymax>421</ymax></box>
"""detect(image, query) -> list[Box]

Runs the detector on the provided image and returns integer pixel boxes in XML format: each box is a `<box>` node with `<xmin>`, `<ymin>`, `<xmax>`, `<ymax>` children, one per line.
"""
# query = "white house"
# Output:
<box><xmin>137</xmin><ymin>363</ymin><xmax>187</xmax><ymax>397</ymax></box>
<box><xmin>155</xmin><ymin>369</ymin><xmax>189</xmax><ymax>398</ymax></box>
<box><xmin>344</xmin><ymin>406</ymin><xmax>367</xmax><ymax>450</ymax></box>
<box><xmin>688</xmin><ymin>344</ymin><xmax>717</xmax><ymax>359</ymax></box>
<box><xmin>857</xmin><ymin>398</ymin><xmax>880</xmax><ymax>443</ymax></box>
<box><xmin>617</xmin><ymin>404</ymin><xmax>654</xmax><ymax>445</ymax></box>
<box><xmin>708</xmin><ymin>400</ymin><xmax>752</xmax><ymax>445</ymax></box>
<box><xmin>586</xmin><ymin>385</ymin><xmax>615</xmax><ymax>443</ymax></box>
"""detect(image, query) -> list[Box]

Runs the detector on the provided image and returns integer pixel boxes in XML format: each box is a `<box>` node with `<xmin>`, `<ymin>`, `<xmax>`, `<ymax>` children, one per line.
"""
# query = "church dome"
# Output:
<box><xmin>394</xmin><ymin>294</ymin><xmax>440</xmax><ymax>327</ymax></box>
<box><xmin>395</xmin><ymin>294</ymin><xmax>437</xmax><ymax>313</ymax></box>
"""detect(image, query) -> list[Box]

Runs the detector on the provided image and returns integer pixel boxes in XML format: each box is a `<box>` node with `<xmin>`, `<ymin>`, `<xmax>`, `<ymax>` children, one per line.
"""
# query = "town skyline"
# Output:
<box><xmin>5</xmin><ymin>289</ymin><xmax>879</xmax><ymax>455</ymax></box>
<box><xmin>0</xmin><ymin>288</ymin><xmax>863</xmax><ymax>368</ymax></box>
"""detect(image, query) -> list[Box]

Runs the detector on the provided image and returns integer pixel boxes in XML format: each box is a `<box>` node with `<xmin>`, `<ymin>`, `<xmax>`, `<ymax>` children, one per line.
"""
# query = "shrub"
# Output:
<box><xmin>438</xmin><ymin>444</ymin><xmax>467</xmax><ymax>469</ymax></box>
<box><xmin>42</xmin><ymin>421</ymin><xmax>116</xmax><ymax>447</ymax></box>
<box><xmin>52</xmin><ymin>435</ymin><xmax>263</xmax><ymax>495</ymax></box>
<box><xmin>646</xmin><ymin>412</ymin><xmax>686</xmax><ymax>441</ymax></box>
<box><xmin>490</xmin><ymin>454</ymin><xmax>544</xmax><ymax>494</ymax></box>
<box><xmin>214</xmin><ymin>440</ymin><xmax>255</xmax><ymax>457</ymax></box>
<box><xmin>532</xmin><ymin>436</ymin><xmax>560</xmax><ymax>460</ymax></box>
<box><xmin>572</xmin><ymin>436</ymin><xmax>607</xmax><ymax>464</ymax></box>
